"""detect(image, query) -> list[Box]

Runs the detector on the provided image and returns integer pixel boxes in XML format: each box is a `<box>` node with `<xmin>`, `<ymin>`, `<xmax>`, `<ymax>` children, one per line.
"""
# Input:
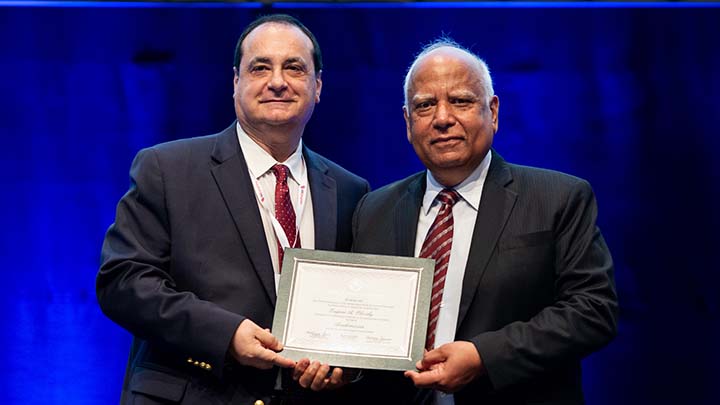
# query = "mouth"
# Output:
<box><xmin>260</xmin><ymin>99</ymin><xmax>294</xmax><ymax>104</ymax></box>
<box><xmin>430</xmin><ymin>136</ymin><xmax>464</xmax><ymax>146</ymax></box>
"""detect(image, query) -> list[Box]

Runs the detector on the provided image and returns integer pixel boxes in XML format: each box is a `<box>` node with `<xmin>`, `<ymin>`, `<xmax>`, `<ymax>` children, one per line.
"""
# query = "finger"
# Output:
<box><xmin>268</xmin><ymin>351</ymin><xmax>295</xmax><ymax>368</ymax></box>
<box><xmin>404</xmin><ymin>369</ymin><xmax>440</xmax><ymax>389</ymax></box>
<box><xmin>245</xmin><ymin>349</ymin><xmax>275</xmax><ymax>370</ymax></box>
<box><xmin>404</xmin><ymin>370</ymin><xmax>420</xmax><ymax>383</ymax></box>
<box><xmin>328</xmin><ymin>367</ymin><xmax>344</xmax><ymax>387</ymax></box>
<box><xmin>298</xmin><ymin>361</ymin><xmax>321</xmax><ymax>388</ymax></box>
<box><xmin>255</xmin><ymin>328</ymin><xmax>283</xmax><ymax>351</ymax></box>
<box><xmin>248</xmin><ymin>348</ymin><xmax>282</xmax><ymax>369</ymax></box>
<box><xmin>250</xmin><ymin>345</ymin><xmax>294</xmax><ymax>369</ymax></box>
<box><xmin>311</xmin><ymin>363</ymin><xmax>331</xmax><ymax>391</ymax></box>
<box><xmin>293</xmin><ymin>358</ymin><xmax>310</xmax><ymax>380</ymax></box>
<box><xmin>420</xmin><ymin>348</ymin><xmax>445</xmax><ymax>368</ymax></box>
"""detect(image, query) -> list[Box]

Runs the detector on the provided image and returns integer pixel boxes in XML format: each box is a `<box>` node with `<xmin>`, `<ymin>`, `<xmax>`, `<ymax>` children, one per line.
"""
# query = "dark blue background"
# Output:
<box><xmin>1</xmin><ymin>2</ymin><xmax>718</xmax><ymax>403</ymax></box>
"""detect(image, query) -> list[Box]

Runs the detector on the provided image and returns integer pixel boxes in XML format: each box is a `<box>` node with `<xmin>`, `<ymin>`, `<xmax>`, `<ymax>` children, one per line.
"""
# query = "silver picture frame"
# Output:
<box><xmin>271</xmin><ymin>249</ymin><xmax>434</xmax><ymax>371</ymax></box>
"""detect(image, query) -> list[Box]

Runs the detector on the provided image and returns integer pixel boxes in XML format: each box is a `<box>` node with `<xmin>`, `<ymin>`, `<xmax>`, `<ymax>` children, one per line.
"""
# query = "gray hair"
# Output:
<box><xmin>403</xmin><ymin>37</ymin><xmax>494</xmax><ymax>109</ymax></box>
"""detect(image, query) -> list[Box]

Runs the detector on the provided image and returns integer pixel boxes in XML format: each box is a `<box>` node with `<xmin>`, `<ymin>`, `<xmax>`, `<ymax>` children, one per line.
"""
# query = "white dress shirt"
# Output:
<box><xmin>236</xmin><ymin>123</ymin><xmax>315</xmax><ymax>291</ymax></box>
<box><xmin>413</xmin><ymin>151</ymin><xmax>492</xmax><ymax>405</ymax></box>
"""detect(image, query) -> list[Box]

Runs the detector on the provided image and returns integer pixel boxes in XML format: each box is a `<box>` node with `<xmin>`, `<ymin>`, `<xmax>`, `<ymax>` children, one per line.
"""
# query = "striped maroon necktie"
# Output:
<box><xmin>420</xmin><ymin>188</ymin><xmax>461</xmax><ymax>350</ymax></box>
<box><xmin>271</xmin><ymin>164</ymin><xmax>300</xmax><ymax>272</ymax></box>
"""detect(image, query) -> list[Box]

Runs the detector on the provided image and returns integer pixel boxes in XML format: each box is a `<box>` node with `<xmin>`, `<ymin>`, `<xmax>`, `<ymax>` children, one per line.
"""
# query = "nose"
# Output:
<box><xmin>432</xmin><ymin>101</ymin><xmax>456</xmax><ymax>130</ymax></box>
<box><xmin>267</xmin><ymin>68</ymin><xmax>288</xmax><ymax>93</ymax></box>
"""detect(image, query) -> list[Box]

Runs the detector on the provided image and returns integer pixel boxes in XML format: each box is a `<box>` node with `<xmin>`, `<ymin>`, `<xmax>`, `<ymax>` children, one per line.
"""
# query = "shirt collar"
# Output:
<box><xmin>422</xmin><ymin>150</ymin><xmax>492</xmax><ymax>215</ymax></box>
<box><xmin>236</xmin><ymin>122</ymin><xmax>305</xmax><ymax>183</ymax></box>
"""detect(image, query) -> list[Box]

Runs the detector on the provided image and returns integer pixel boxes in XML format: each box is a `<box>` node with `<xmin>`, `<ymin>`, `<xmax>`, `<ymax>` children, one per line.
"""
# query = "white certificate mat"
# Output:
<box><xmin>272</xmin><ymin>249</ymin><xmax>434</xmax><ymax>371</ymax></box>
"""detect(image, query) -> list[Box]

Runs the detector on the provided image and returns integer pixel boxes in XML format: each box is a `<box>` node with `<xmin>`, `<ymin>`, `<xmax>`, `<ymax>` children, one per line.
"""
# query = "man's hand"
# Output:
<box><xmin>292</xmin><ymin>358</ymin><xmax>348</xmax><ymax>391</ymax></box>
<box><xmin>229</xmin><ymin>319</ymin><xmax>295</xmax><ymax>370</ymax></box>
<box><xmin>404</xmin><ymin>341</ymin><xmax>485</xmax><ymax>393</ymax></box>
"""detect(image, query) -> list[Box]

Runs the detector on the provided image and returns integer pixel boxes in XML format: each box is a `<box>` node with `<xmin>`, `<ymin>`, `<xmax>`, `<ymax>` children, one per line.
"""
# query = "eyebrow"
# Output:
<box><xmin>411</xmin><ymin>94</ymin><xmax>435</xmax><ymax>102</ymax></box>
<box><xmin>248</xmin><ymin>57</ymin><xmax>272</xmax><ymax>66</ymax></box>
<box><xmin>247</xmin><ymin>56</ymin><xmax>307</xmax><ymax>67</ymax></box>
<box><xmin>412</xmin><ymin>90</ymin><xmax>479</xmax><ymax>102</ymax></box>
<box><xmin>448</xmin><ymin>90</ymin><xmax>478</xmax><ymax>98</ymax></box>
<box><xmin>283</xmin><ymin>57</ymin><xmax>307</xmax><ymax>67</ymax></box>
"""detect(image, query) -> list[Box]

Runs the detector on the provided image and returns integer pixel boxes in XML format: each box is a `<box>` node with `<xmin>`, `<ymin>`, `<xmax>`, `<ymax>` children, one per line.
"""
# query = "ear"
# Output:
<box><xmin>403</xmin><ymin>105</ymin><xmax>412</xmax><ymax>143</ymax></box>
<box><xmin>489</xmin><ymin>95</ymin><xmax>499</xmax><ymax>133</ymax></box>
<box><xmin>314</xmin><ymin>70</ymin><xmax>323</xmax><ymax>103</ymax></box>
<box><xmin>232</xmin><ymin>67</ymin><xmax>240</xmax><ymax>97</ymax></box>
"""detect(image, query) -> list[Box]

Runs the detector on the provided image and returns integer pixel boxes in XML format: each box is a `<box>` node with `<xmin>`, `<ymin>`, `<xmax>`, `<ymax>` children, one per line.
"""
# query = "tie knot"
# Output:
<box><xmin>272</xmin><ymin>164</ymin><xmax>290</xmax><ymax>183</ymax></box>
<box><xmin>436</xmin><ymin>189</ymin><xmax>460</xmax><ymax>207</ymax></box>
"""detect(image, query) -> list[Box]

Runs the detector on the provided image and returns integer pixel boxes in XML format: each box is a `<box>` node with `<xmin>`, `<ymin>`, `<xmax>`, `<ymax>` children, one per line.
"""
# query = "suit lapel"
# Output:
<box><xmin>457</xmin><ymin>151</ymin><xmax>517</xmax><ymax>328</ymax></box>
<box><xmin>395</xmin><ymin>173</ymin><xmax>426</xmax><ymax>257</ymax></box>
<box><xmin>209</xmin><ymin>124</ymin><xmax>276</xmax><ymax>305</ymax></box>
<box><xmin>304</xmin><ymin>147</ymin><xmax>337</xmax><ymax>251</ymax></box>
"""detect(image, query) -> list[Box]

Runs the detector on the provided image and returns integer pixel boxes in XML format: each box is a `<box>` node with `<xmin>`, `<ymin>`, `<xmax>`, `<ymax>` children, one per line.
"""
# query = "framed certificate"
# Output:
<box><xmin>271</xmin><ymin>249</ymin><xmax>434</xmax><ymax>371</ymax></box>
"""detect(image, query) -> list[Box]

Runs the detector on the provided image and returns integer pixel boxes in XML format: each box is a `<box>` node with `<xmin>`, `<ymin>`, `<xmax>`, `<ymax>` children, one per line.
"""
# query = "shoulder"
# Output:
<box><xmin>368</xmin><ymin>172</ymin><xmax>424</xmax><ymax>199</ymax></box>
<box><xmin>304</xmin><ymin>147</ymin><xmax>369</xmax><ymax>190</ymax></box>
<box><xmin>358</xmin><ymin>172</ymin><xmax>424</xmax><ymax>212</ymax></box>
<box><xmin>131</xmin><ymin>127</ymin><xmax>231</xmax><ymax>172</ymax></box>
<box><xmin>501</xmin><ymin>161</ymin><xmax>597</xmax><ymax>216</ymax></box>
<box><xmin>143</xmin><ymin>133</ymin><xmax>219</xmax><ymax>160</ymax></box>
<box><xmin>506</xmin><ymin>162</ymin><xmax>592</xmax><ymax>195</ymax></box>
<box><xmin>126</xmin><ymin>128</ymin><xmax>232</xmax><ymax>186</ymax></box>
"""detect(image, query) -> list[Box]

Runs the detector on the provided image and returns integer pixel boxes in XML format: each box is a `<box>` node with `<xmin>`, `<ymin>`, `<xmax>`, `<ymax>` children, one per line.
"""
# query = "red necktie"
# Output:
<box><xmin>420</xmin><ymin>188</ymin><xmax>460</xmax><ymax>350</ymax></box>
<box><xmin>271</xmin><ymin>164</ymin><xmax>300</xmax><ymax>271</ymax></box>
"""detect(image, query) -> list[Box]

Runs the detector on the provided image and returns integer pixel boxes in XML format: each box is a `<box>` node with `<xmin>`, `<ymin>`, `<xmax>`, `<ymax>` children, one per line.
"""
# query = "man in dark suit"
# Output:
<box><xmin>97</xmin><ymin>15</ymin><xmax>369</xmax><ymax>404</ymax></box>
<box><xmin>351</xmin><ymin>39</ymin><xmax>618</xmax><ymax>404</ymax></box>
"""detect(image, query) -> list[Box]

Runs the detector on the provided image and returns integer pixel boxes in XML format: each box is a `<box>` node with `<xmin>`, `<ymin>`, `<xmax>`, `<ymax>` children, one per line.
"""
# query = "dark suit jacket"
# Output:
<box><xmin>350</xmin><ymin>151</ymin><xmax>618</xmax><ymax>405</ymax></box>
<box><xmin>97</xmin><ymin>124</ymin><xmax>370</xmax><ymax>404</ymax></box>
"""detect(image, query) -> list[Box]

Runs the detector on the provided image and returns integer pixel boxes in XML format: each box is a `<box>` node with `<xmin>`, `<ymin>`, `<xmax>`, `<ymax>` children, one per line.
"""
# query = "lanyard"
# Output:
<box><xmin>248</xmin><ymin>159</ymin><xmax>308</xmax><ymax>251</ymax></box>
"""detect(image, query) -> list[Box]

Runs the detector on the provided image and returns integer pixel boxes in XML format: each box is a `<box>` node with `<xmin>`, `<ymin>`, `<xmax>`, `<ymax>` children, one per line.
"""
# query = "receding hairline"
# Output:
<box><xmin>236</xmin><ymin>22</ymin><xmax>319</xmax><ymax>76</ymax></box>
<box><xmin>233</xmin><ymin>14</ymin><xmax>323</xmax><ymax>74</ymax></box>
<box><xmin>403</xmin><ymin>43</ymin><xmax>494</xmax><ymax>108</ymax></box>
<box><xmin>241</xmin><ymin>21</ymin><xmax>313</xmax><ymax>53</ymax></box>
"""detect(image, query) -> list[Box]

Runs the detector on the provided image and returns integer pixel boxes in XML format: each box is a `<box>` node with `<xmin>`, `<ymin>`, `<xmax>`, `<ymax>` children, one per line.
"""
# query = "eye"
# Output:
<box><xmin>285</xmin><ymin>64</ymin><xmax>307</xmax><ymax>76</ymax></box>
<box><xmin>250</xmin><ymin>65</ymin><xmax>270</xmax><ymax>73</ymax></box>
<box><xmin>451</xmin><ymin>98</ymin><xmax>473</xmax><ymax>106</ymax></box>
<box><xmin>415</xmin><ymin>100</ymin><xmax>434</xmax><ymax>110</ymax></box>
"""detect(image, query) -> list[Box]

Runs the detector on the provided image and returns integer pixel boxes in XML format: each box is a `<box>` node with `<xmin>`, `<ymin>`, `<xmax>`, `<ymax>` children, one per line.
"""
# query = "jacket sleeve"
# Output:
<box><xmin>96</xmin><ymin>147</ymin><xmax>244</xmax><ymax>378</ymax></box>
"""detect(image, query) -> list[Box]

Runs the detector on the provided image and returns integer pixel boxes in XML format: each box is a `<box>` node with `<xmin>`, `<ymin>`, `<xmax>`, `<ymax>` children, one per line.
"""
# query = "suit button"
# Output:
<box><xmin>187</xmin><ymin>357</ymin><xmax>193</xmax><ymax>363</ymax></box>
<box><xmin>254</xmin><ymin>401</ymin><xmax>264</xmax><ymax>405</ymax></box>
<box><xmin>205</xmin><ymin>363</ymin><xmax>213</xmax><ymax>371</ymax></box>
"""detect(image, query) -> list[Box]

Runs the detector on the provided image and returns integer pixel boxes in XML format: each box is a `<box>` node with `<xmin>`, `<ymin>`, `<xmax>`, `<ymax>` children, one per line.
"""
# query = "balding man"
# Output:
<box><xmin>97</xmin><ymin>14</ymin><xmax>369</xmax><ymax>404</ymax></box>
<box><xmin>350</xmin><ymin>39</ymin><xmax>618</xmax><ymax>404</ymax></box>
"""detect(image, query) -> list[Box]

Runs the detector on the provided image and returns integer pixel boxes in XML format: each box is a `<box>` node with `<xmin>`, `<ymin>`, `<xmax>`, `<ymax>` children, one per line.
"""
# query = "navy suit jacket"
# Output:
<box><xmin>350</xmin><ymin>151</ymin><xmax>618</xmax><ymax>405</ymax></box>
<box><xmin>97</xmin><ymin>123</ymin><xmax>370</xmax><ymax>404</ymax></box>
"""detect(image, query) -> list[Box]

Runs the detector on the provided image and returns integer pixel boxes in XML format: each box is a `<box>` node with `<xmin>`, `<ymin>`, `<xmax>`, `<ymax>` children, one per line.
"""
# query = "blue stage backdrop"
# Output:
<box><xmin>1</xmin><ymin>2</ymin><xmax>718</xmax><ymax>404</ymax></box>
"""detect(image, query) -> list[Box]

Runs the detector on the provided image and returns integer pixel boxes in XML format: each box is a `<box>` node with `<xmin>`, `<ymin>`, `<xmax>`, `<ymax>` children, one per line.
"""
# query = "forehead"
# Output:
<box><xmin>241</xmin><ymin>22</ymin><xmax>314</xmax><ymax>64</ymax></box>
<box><xmin>409</xmin><ymin>49</ymin><xmax>484</xmax><ymax>95</ymax></box>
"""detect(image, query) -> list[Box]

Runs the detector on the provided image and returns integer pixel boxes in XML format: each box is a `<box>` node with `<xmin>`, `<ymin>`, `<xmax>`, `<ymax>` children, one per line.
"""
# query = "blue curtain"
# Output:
<box><xmin>1</xmin><ymin>3</ymin><xmax>718</xmax><ymax>403</ymax></box>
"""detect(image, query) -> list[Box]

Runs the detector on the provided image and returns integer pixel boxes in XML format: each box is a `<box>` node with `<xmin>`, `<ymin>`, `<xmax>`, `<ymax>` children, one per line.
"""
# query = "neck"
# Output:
<box><xmin>430</xmin><ymin>151</ymin><xmax>489</xmax><ymax>188</ymax></box>
<box><xmin>430</xmin><ymin>167</ymin><xmax>474</xmax><ymax>188</ymax></box>
<box><xmin>242</xmin><ymin>124</ymin><xmax>303</xmax><ymax>162</ymax></box>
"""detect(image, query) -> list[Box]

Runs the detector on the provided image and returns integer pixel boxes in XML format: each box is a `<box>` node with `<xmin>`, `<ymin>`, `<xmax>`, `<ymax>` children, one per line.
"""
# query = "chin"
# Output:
<box><xmin>428</xmin><ymin>153</ymin><xmax>468</xmax><ymax>168</ymax></box>
<box><xmin>261</xmin><ymin>112</ymin><xmax>294</xmax><ymax>123</ymax></box>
